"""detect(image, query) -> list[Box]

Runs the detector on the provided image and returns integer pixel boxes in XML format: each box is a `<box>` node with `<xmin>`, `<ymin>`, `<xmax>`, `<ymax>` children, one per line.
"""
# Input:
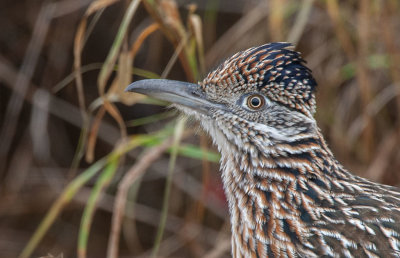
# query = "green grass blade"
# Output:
<box><xmin>69</xmin><ymin>116</ymin><xmax>90</xmax><ymax>176</ymax></box>
<box><xmin>131</xmin><ymin>67</ymin><xmax>160</xmax><ymax>79</ymax></box>
<box><xmin>177</xmin><ymin>144</ymin><xmax>220</xmax><ymax>163</ymax></box>
<box><xmin>151</xmin><ymin>118</ymin><xmax>186</xmax><ymax>257</ymax></box>
<box><xmin>126</xmin><ymin>111</ymin><xmax>175</xmax><ymax>127</ymax></box>
<box><xmin>78</xmin><ymin>156</ymin><xmax>119</xmax><ymax>258</ymax></box>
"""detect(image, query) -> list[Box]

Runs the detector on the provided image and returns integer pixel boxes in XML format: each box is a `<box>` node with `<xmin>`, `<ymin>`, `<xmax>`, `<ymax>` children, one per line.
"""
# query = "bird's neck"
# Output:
<box><xmin>219</xmin><ymin>130</ymin><xmax>354</xmax><ymax>257</ymax></box>
<box><xmin>220</xmin><ymin>129</ymin><xmax>349</xmax><ymax>193</ymax></box>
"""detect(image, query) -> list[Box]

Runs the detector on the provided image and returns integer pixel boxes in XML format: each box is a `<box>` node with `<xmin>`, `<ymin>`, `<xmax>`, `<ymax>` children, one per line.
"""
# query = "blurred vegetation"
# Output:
<box><xmin>0</xmin><ymin>0</ymin><xmax>400</xmax><ymax>257</ymax></box>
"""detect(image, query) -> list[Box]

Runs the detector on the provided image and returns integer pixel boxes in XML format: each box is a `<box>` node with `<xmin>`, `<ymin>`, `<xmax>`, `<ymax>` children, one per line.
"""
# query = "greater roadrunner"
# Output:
<box><xmin>126</xmin><ymin>43</ymin><xmax>400</xmax><ymax>257</ymax></box>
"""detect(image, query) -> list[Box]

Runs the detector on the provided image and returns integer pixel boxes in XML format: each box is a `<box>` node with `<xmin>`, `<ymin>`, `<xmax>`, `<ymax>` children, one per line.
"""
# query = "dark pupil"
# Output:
<box><xmin>251</xmin><ymin>97</ymin><xmax>260</xmax><ymax>107</ymax></box>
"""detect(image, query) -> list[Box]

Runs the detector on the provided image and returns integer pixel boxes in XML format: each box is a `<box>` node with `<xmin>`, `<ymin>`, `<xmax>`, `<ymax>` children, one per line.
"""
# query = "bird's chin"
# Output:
<box><xmin>173</xmin><ymin>104</ymin><xmax>233</xmax><ymax>155</ymax></box>
<box><xmin>172</xmin><ymin>104</ymin><xmax>210</xmax><ymax>120</ymax></box>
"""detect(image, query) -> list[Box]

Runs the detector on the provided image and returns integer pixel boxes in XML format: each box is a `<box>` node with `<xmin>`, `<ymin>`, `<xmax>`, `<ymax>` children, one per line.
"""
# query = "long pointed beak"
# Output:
<box><xmin>125</xmin><ymin>79</ymin><xmax>221</xmax><ymax>113</ymax></box>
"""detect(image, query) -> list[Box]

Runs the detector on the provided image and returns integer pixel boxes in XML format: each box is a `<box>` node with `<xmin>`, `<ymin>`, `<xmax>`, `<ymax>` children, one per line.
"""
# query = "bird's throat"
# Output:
<box><xmin>218</xmin><ymin>132</ymin><xmax>343</xmax><ymax>257</ymax></box>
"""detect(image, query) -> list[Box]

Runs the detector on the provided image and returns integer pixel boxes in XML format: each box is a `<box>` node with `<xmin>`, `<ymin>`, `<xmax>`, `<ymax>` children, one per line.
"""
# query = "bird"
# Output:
<box><xmin>126</xmin><ymin>42</ymin><xmax>400</xmax><ymax>257</ymax></box>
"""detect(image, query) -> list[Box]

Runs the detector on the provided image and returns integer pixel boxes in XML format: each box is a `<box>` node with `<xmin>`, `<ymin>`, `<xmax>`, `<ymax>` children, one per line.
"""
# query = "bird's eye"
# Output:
<box><xmin>246</xmin><ymin>94</ymin><xmax>265</xmax><ymax>110</ymax></box>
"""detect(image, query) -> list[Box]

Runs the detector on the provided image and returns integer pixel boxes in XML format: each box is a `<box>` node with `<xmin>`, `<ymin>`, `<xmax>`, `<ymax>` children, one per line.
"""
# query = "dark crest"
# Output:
<box><xmin>202</xmin><ymin>42</ymin><xmax>317</xmax><ymax>115</ymax></box>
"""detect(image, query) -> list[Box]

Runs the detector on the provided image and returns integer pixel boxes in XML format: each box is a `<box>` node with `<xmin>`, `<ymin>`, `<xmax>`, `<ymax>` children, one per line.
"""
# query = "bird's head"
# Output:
<box><xmin>126</xmin><ymin>43</ymin><xmax>318</xmax><ymax>154</ymax></box>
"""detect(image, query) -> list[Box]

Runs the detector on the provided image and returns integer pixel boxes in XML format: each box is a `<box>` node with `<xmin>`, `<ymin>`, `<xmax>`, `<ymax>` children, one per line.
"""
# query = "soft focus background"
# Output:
<box><xmin>1</xmin><ymin>0</ymin><xmax>400</xmax><ymax>257</ymax></box>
